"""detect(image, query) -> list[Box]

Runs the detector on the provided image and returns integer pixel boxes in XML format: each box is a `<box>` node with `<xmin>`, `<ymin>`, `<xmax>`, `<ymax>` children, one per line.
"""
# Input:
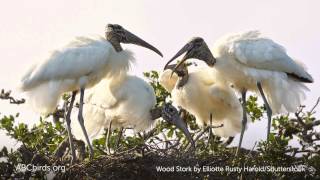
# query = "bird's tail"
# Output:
<box><xmin>17</xmin><ymin>63</ymin><xmax>38</xmax><ymax>91</ymax></box>
<box><xmin>262</xmin><ymin>77</ymin><xmax>309</xmax><ymax>114</ymax></box>
<box><xmin>23</xmin><ymin>81</ymin><xmax>64</xmax><ymax>115</ymax></box>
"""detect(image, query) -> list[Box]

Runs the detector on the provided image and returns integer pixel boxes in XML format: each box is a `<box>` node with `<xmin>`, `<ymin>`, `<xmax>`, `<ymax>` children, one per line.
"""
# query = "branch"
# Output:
<box><xmin>310</xmin><ymin>97</ymin><xmax>320</xmax><ymax>114</ymax></box>
<box><xmin>0</xmin><ymin>89</ymin><xmax>25</xmax><ymax>104</ymax></box>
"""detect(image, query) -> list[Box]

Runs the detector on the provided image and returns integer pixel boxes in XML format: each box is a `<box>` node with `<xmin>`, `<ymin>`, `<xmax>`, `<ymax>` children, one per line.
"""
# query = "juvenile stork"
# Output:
<box><xmin>159</xmin><ymin>64</ymin><xmax>243</xmax><ymax>139</ymax></box>
<box><xmin>165</xmin><ymin>31</ymin><xmax>313</xmax><ymax>154</ymax></box>
<box><xmin>71</xmin><ymin>74</ymin><xmax>194</xmax><ymax>151</ymax></box>
<box><xmin>19</xmin><ymin>24</ymin><xmax>163</xmax><ymax>161</ymax></box>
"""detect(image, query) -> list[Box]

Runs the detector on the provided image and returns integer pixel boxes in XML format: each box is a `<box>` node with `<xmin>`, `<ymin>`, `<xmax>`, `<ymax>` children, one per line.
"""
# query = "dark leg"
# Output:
<box><xmin>257</xmin><ymin>82</ymin><xmax>273</xmax><ymax>141</ymax></box>
<box><xmin>106</xmin><ymin>121</ymin><xmax>112</xmax><ymax>154</ymax></box>
<box><xmin>208</xmin><ymin>113</ymin><xmax>213</xmax><ymax>143</ymax></box>
<box><xmin>78</xmin><ymin>88</ymin><xmax>94</xmax><ymax>159</ymax></box>
<box><xmin>64</xmin><ymin>91</ymin><xmax>77</xmax><ymax>163</ymax></box>
<box><xmin>115</xmin><ymin>127</ymin><xmax>124</xmax><ymax>150</ymax></box>
<box><xmin>236</xmin><ymin>90</ymin><xmax>247</xmax><ymax>156</ymax></box>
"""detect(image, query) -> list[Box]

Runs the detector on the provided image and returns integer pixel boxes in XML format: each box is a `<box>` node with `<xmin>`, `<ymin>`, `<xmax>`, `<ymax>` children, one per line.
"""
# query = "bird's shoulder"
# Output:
<box><xmin>213</xmin><ymin>31</ymin><xmax>313</xmax><ymax>82</ymax></box>
<box><xmin>189</xmin><ymin>67</ymin><xmax>217</xmax><ymax>86</ymax></box>
<box><xmin>22</xmin><ymin>36</ymin><xmax>113</xmax><ymax>87</ymax></box>
<box><xmin>208</xmin><ymin>83</ymin><xmax>239</xmax><ymax>108</ymax></box>
<box><xmin>84</xmin><ymin>79</ymin><xmax>118</xmax><ymax>109</ymax></box>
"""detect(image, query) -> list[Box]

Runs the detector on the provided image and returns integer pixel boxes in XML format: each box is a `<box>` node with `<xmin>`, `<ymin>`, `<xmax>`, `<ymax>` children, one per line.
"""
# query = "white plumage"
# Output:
<box><xmin>71</xmin><ymin>75</ymin><xmax>157</xmax><ymax>141</ymax></box>
<box><xmin>18</xmin><ymin>24</ymin><xmax>163</xmax><ymax>161</ymax></box>
<box><xmin>212</xmin><ymin>31</ymin><xmax>312</xmax><ymax>114</ymax></box>
<box><xmin>19</xmin><ymin>36</ymin><xmax>134</xmax><ymax>114</ymax></box>
<box><xmin>166</xmin><ymin>31</ymin><xmax>313</xmax><ymax>154</ymax></box>
<box><xmin>159</xmin><ymin>67</ymin><xmax>243</xmax><ymax>138</ymax></box>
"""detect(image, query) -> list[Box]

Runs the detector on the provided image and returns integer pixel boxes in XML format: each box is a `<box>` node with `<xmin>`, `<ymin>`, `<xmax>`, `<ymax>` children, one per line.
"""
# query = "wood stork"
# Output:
<box><xmin>18</xmin><ymin>24</ymin><xmax>163</xmax><ymax>161</ymax></box>
<box><xmin>165</xmin><ymin>31</ymin><xmax>313</xmax><ymax>154</ymax></box>
<box><xmin>71</xmin><ymin>74</ymin><xmax>194</xmax><ymax>151</ymax></box>
<box><xmin>159</xmin><ymin>64</ymin><xmax>243</xmax><ymax>139</ymax></box>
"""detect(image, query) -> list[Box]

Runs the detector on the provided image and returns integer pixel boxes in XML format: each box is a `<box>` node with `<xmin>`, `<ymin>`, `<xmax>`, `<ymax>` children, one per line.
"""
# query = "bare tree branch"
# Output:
<box><xmin>0</xmin><ymin>89</ymin><xmax>25</xmax><ymax>104</ymax></box>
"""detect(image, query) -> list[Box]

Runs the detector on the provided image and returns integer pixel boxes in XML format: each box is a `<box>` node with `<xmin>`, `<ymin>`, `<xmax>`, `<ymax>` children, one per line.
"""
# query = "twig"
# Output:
<box><xmin>310</xmin><ymin>97</ymin><xmax>320</xmax><ymax>114</ymax></box>
<box><xmin>295</xmin><ymin>112</ymin><xmax>307</xmax><ymax>128</ymax></box>
<box><xmin>248</xmin><ymin>141</ymin><xmax>257</xmax><ymax>156</ymax></box>
<box><xmin>194</xmin><ymin>124</ymin><xmax>223</xmax><ymax>142</ymax></box>
<box><xmin>0</xmin><ymin>89</ymin><xmax>25</xmax><ymax>104</ymax></box>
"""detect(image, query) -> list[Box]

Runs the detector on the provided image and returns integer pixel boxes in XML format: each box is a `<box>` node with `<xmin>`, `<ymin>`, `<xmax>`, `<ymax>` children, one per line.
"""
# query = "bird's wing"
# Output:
<box><xmin>21</xmin><ymin>36</ymin><xmax>113</xmax><ymax>90</ymax></box>
<box><xmin>159</xmin><ymin>69</ymin><xmax>179</xmax><ymax>92</ymax></box>
<box><xmin>227</xmin><ymin>31</ymin><xmax>313</xmax><ymax>82</ymax></box>
<box><xmin>208</xmin><ymin>84</ymin><xmax>238</xmax><ymax>109</ymax></box>
<box><xmin>84</xmin><ymin>79</ymin><xmax>118</xmax><ymax>109</ymax></box>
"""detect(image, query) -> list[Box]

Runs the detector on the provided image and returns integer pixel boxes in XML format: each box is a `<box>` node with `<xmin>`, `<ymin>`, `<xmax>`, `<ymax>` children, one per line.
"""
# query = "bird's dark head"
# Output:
<box><xmin>164</xmin><ymin>37</ymin><xmax>215</xmax><ymax>73</ymax></box>
<box><xmin>161</xmin><ymin>103</ymin><xmax>194</xmax><ymax>146</ymax></box>
<box><xmin>105</xmin><ymin>24</ymin><xmax>163</xmax><ymax>57</ymax></box>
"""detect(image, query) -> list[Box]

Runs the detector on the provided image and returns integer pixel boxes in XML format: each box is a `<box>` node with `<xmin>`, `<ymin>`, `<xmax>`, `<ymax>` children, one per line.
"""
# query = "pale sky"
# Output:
<box><xmin>0</xmin><ymin>0</ymin><xmax>319</xmax><ymax>149</ymax></box>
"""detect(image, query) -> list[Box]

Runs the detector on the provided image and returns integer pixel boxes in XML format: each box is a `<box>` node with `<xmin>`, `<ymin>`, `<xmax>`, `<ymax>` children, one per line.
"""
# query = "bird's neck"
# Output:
<box><xmin>109</xmin><ymin>38</ymin><xmax>123</xmax><ymax>52</ymax></box>
<box><xmin>177</xmin><ymin>73</ymin><xmax>189</xmax><ymax>89</ymax></box>
<box><xmin>150</xmin><ymin>107</ymin><xmax>162</xmax><ymax>120</ymax></box>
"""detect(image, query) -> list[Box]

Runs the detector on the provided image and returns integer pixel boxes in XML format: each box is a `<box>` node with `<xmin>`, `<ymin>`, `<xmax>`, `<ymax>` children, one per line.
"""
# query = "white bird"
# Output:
<box><xmin>71</xmin><ymin>73</ymin><xmax>194</xmax><ymax>150</ymax></box>
<box><xmin>159</xmin><ymin>64</ymin><xmax>243</xmax><ymax>139</ymax></box>
<box><xmin>165</xmin><ymin>31</ymin><xmax>313</xmax><ymax>154</ymax></box>
<box><xmin>18</xmin><ymin>24</ymin><xmax>163</xmax><ymax>161</ymax></box>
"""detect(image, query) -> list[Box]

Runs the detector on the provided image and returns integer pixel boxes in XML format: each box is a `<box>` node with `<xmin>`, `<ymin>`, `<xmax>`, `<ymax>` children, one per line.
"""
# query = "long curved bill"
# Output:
<box><xmin>170</xmin><ymin>114</ymin><xmax>196</xmax><ymax>149</ymax></box>
<box><xmin>164</xmin><ymin>43</ymin><xmax>192</xmax><ymax>70</ymax></box>
<box><xmin>124</xmin><ymin>29</ymin><xmax>163</xmax><ymax>57</ymax></box>
<box><xmin>163</xmin><ymin>64</ymin><xmax>177</xmax><ymax>70</ymax></box>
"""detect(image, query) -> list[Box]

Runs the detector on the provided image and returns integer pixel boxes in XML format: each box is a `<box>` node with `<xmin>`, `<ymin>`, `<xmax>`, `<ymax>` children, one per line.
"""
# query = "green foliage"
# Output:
<box><xmin>0</xmin><ymin>114</ymin><xmax>66</xmax><ymax>178</ymax></box>
<box><xmin>143</xmin><ymin>71</ymin><xmax>171</xmax><ymax>106</ymax></box>
<box><xmin>0</xmin><ymin>71</ymin><xmax>319</xmax><ymax>179</ymax></box>
<box><xmin>0</xmin><ymin>115</ymin><xmax>65</xmax><ymax>155</ymax></box>
<box><xmin>246</xmin><ymin>95</ymin><xmax>264</xmax><ymax>122</ymax></box>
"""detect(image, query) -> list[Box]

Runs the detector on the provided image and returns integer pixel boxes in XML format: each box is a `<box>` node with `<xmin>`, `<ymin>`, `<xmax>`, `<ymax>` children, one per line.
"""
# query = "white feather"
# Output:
<box><xmin>160</xmin><ymin>67</ymin><xmax>243</xmax><ymax>137</ymax></box>
<box><xmin>18</xmin><ymin>36</ymin><xmax>135</xmax><ymax>114</ymax></box>
<box><xmin>71</xmin><ymin>75</ymin><xmax>157</xmax><ymax>141</ymax></box>
<box><xmin>212</xmin><ymin>31</ymin><xmax>312</xmax><ymax>114</ymax></box>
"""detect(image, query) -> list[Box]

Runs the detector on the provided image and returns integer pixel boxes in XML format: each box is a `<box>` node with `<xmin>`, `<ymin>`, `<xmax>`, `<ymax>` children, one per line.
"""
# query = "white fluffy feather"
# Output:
<box><xmin>212</xmin><ymin>31</ymin><xmax>312</xmax><ymax>114</ymax></box>
<box><xmin>18</xmin><ymin>36</ymin><xmax>135</xmax><ymax>114</ymax></box>
<box><xmin>71</xmin><ymin>75</ymin><xmax>157</xmax><ymax>141</ymax></box>
<box><xmin>160</xmin><ymin>67</ymin><xmax>243</xmax><ymax>137</ymax></box>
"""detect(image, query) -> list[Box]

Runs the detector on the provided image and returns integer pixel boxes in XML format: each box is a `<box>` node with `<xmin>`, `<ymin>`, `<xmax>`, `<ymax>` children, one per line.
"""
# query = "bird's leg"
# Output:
<box><xmin>208</xmin><ymin>113</ymin><xmax>213</xmax><ymax>143</ymax></box>
<box><xmin>257</xmin><ymin>82</ymin><xmax>272</xmax><ymax>141</ymax></box>
<box><xmin>78</xmin><ymin>88</ymin><xmax>94</xmax><ymax>159</ymax></box>
<box><xmin>64</xmin><ymin>91</ymin><xmax>77</xmax><ymax>163</ymax></box>
<box><xmin>106</xmin><ymin>121</ymin><xmax>112</xmax><ymax>154</ymax></box>
<box><xmin>236</xmin><ymin>90</ymin><xmax>247</xmax><ymax>156</ymax></box>
<box><xmin>115</xmin><ymin>127</ymin><xmax>124</xmax><ymax>150</ymax></box>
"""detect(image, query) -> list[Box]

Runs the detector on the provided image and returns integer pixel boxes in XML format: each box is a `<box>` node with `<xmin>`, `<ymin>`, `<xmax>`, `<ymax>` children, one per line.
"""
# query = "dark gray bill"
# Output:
<box><xmin>124</xmin><ymin>29</ymin><xmax>163</xmax><ymax>57</ymax></box>
<box><xmin>162</xmin><ymin>104</ymin><xmax>195</xmax><ymax>149</ymax></box>
<box><xmin>164</xmin><ymin>43</ymin><xmax>193</xmax><ymax>70</ymax></box>
<box><xmin>171</xmin><ymin>114</ymin><xmax>196</xmax><ymax>149</ymax></box>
